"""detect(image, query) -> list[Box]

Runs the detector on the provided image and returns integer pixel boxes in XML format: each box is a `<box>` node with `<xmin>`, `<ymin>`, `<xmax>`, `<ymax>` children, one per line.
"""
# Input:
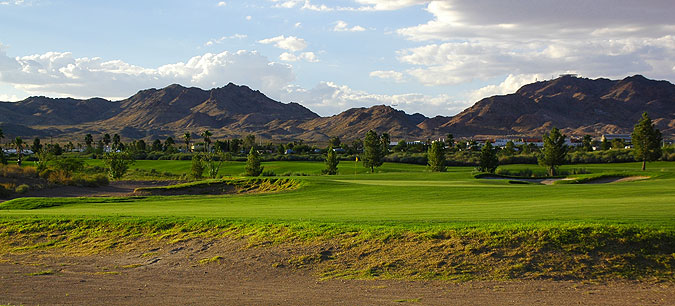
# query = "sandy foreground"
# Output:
<box><xmin>1</xmin><ymin>237</ymin><xmax>672</xmax><ymax>306</ymax></box>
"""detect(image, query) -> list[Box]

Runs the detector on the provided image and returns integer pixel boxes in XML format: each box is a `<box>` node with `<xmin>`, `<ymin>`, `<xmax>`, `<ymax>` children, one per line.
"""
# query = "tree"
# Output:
<box><xmin>47</xmin><ymin>143</ymin><xmax>63</xmax><ymax>156</ymax></box>
<box><xmin>322</xmin><ymin>147</ymin><xmax>339</xmax><ymax>175</ymax></box>
<box><xmin>84</xmin><ymin>134</ymin><xmax>93</xmax><ymax>151</ymax></box>
<box><xmin>394</xmin><ymin>140</ymin><xmax>407</xmax><ymax>152</ymax></box>
<box><xmin>31</xmin><ymin>137</ymin><xmax>42</xmax><ymax>154</ymax></box>
<box><xmin>427</xmin><ymin>141</ymin><xmax>446</xmax><ymax>172</ymax></box>
<box><xmin>35</xmin><ymin>149</ymin><xmax>52</xmax><ymax>172</ymax></box>
<box><xmin>13</xmin><ymin>137</ymin><xmax>24</xmax><ymax>166</ymax></box>
<box><xmin>380</xmin><ymin>133</ymin><xmax>390</xmax><ymax>155</ymax></box>
<box><xmin>164</xmin><ymin>136</ymin><xmax>176</xmax><ymax>153</ymax></box>
<box><xmin>504</xmin><ymin>141</ymin><xmax>516</xmax><ymax>155</ymax></box>
<box><xmin>103</xmin><ymin>151</ymin><xmax>135</xmax><ymax>180</ymax></box>
<box><xmin>350</xmin><ymin>139</ymin><xmax>363</xmax><ymax>153</ymax></box>
<box><xmin>95</xmin><ymin>140</ymin><xmax>104</xmax><ymax>155</ymax></box>
<box><xmin>112</xmin><ymin>134</ymin><xmax>121</xmax><ymax>151</ymax></box>
<box><xmin>329</xmin><ymin>136</ymin><xmax>341</xmax><ymax>148</ymax></box>
<box><xmin>102</xmin><ymin>133</ymin><xmax>111</xmax><ymax>147</ymax></box>
<box><xmin>230</xmin><ymin>138</ymin><xmax>242</xmax><ymax>153</ymax></box>
<box><xmin>151</xmin><ymin>139</ymin><xmax>163</xmax><ymax>152</ymax></box>
<box><xmin>600</xmin><ymin>138</ymin><xmax>610</xmax><ymax>151</ymax></box>
<box><xmin>363</xmin><ymin>130</ymin><xmax>383</xmax><ymax>173</ymax></box>
<box><xmin>204</xmin><ymin>146</ymin><xmax>227</xmax><ymax>179</ymax></box>
<box><xmin>53</xmin><ymin>157</ymin><xmax>85</xmax><ymax>177</ymax></box>
<box><xmin>0</xmin><ymin>128</ymin><xmax>5</xmax><ymax>165</ymax></box>
<box><xmin>183</xmin><ymin>132</ymin><xmax>191</xmax><ymax>152</ymax></box>
<box><xmin>190</xmin><ymin>154</ymin><xmax>205</xmax><ymax>179</ymax></box>
<box><xmin>611</xmin><ymin>138</ymin><xmax>625</xmax><ymax>150</ymax></box>
<box><xmin>582</xmin><ymin>135</ymin><xmax>593</xmax><ymax>152</ymax></box>
<box><xmin>200</xmin><ymin>130</ymin><xmax>212</xmax><ymax>152</ymax></box>
<box><xmin>478</xmin><ymin>141</ymin><xmax>499</xmax><ymax>173</ymax></box>
<box><xmin>245</xmin><ymin>147</ymin><xmax>263</xmax><ymax>176</ymax></box>
<box><xmin>136</xmin><ymin>139</ymin><xmax>147</xmax><ymax>152</ymax></box>
<box><xmin>631</xmin><ymin>112</ymin><xmax>662</xmax><ymax>171</ymax></box>
<box><xmin>446</xmin><ymin>133</ymin><xmax>454</xmax><ymax>148</ymax></box>
<box><xmin>538</xmin><ymin>127</ymin><xmax>568</xmax><ymax>176</ymax></box>
<box><xmin>243</xmin><ymin>134</ymin><xmax>256</xmax><ymax>151</ymax></box>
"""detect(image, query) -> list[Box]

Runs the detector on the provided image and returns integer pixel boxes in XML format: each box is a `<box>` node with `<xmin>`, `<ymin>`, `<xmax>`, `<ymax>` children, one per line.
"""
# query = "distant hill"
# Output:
<box><xmin>0</xmin><ymin>75</ymin><xmax>673</xmax><ymax>142</ymax></box>
<box><xmin>425</xmin><ymin>75</ymin><xmax>674</xmax><ymax>137</ymax></box>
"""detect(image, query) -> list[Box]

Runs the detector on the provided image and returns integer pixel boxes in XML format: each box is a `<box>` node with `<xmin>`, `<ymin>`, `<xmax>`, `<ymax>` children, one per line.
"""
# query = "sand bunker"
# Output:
<box><xmin>479</xmin><ymin>176</ymin><xmax>648</xmax><ymax>185</ymax></box>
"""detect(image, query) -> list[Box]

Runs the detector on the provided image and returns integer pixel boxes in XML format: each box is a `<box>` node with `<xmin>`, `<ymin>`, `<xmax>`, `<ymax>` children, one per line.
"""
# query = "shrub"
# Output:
<box><xmin>0</xmin><ymin>165</ymin><xmax>37</xmax><ymax>179</ymax></box>
<box><xmin>0</xmin><ymin>184</ymin><xmax>11</xmax><ymax>198</ymax></box>
<box><xmin>103</xmin><ymin>152</ymin><xmax>135</xmax><ymax>180</ymax></box>
<box><xmin>191</xmin><ymin>154</ymin><xmax>205</xmax><ymax>179</ymax></box>
<box><xmin>15</xmin><ymin>184</ymin><xmax>30</xmax><ymax>194</ymax></box>
<box><xmin>261</xmin><ymin>170</ymin><xmax>276</xmax><ymax>177</ymax></box>
<box><xmin>52</xmin><ymin>157</ymin><xmax>85</xmax><ymax>176</ymax></box>
<box><xmin>47</xmin><ymin>170</ymin><xmax>73</xmax><ymax>185</ymax></box>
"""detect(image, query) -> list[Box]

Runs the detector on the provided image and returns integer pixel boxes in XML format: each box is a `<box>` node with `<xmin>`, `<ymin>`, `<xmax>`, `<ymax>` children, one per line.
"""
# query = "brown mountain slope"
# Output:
<box><xmin>102</xmin><ymin>83</ymin><xmax>319</xmax><ymax>130</ymax></box>
<box><xmin>0</xmin><ymin>75</ymin><xmax>673</xmax><ymax>141</ymax></box>
<box><xmin>298</xmin><ymin>105</ymin><xmax>427</xmax><ymax>140</ymax></box>
<box><xmin>431</xmin><ymin>75</ymin><xmax>674</xmax><ymax>136</ymax></box>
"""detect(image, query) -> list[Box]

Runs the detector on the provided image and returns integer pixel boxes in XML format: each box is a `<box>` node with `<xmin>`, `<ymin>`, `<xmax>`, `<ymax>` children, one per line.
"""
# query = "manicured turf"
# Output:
<box><xmin>2</xmin><ymin>161</ymin><xmax>673</xmax><ymax>226</ymax></box>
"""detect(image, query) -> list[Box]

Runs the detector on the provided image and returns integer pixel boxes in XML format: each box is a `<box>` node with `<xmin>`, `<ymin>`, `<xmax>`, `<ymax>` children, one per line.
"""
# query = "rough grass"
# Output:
<box><xmin>0</xmin><ymin>218</ymin><xmax>672</xmax><ymax>281</ymax></box>
<box><xmin>134</xmin><ymin>177</ymin><xmax>300</xmax><ymax>195</ymax></box>
<box><xmin>1</xmin><ymin>161</ymin><xmax>673</xmax><ymax>281</ymax></box>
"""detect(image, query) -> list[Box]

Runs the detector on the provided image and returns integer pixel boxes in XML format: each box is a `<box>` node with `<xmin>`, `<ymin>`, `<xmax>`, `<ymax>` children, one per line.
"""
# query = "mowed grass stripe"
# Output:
<box><xmin>1</xmin><ymin>161</ymin><xmax>673</xmax><ymax>225</ymax></box>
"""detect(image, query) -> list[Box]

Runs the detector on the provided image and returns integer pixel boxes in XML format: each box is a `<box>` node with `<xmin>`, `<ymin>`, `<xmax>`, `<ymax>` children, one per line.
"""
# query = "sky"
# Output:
<box><xmin>0</xmin><ymin>0</ymin><xmax>674</xmax><ymax>117</ymax></box>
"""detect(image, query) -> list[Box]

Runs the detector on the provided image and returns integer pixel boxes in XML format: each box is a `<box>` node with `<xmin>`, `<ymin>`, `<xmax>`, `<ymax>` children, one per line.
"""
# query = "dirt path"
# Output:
<box><xmin>1</xmin><ymin>239</ymin><xmax>672</xmax><ymax>305</ymax></box>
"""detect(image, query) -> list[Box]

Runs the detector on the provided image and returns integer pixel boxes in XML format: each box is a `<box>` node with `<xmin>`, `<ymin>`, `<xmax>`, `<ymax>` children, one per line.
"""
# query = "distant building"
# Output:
<box><xmin>601</xmin><ymin>134</ymin><xmax>632</xmax><ymax>144</ymax></box>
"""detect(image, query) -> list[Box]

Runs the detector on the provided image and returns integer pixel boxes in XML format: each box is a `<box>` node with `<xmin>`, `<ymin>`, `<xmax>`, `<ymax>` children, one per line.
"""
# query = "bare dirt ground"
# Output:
<box><xmin>1</xmin><ymin>238</ymin><xmax>672</xmax><ymax>305</ymax></box>
<box><xmin>1</xmin><ymin>180</ymin><xmax>178</xmax><ymax>202</ymax></box>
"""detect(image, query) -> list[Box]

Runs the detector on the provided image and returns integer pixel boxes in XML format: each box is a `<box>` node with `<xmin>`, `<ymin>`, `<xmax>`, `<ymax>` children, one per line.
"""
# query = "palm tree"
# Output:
<box><xmin>200</xmin><ymin>130</ymin><xmax>212</xmax><ymax>152</ymax></box>
<box><xmin>14</xmin><ymin>137</ymin><xmax>24</xmax><ymax>166</ymax></box>
<box><xmin>183</xmin><ymin>132</ymin><xmax>191</xmax><ymax>152</ymax></box>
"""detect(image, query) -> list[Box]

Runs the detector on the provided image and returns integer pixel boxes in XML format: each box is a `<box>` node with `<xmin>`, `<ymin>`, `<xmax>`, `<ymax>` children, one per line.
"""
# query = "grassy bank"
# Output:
<box><xmin>0</xmin><ymin>217</ymin><xmax>672</xmax><ymax>281</ymax></box>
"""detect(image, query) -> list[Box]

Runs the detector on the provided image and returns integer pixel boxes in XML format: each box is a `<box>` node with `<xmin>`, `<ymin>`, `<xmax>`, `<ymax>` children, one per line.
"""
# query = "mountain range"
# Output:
<box><xmin>0</xmin><ymin>75</ymin><xmax>673</xmax><ymax>142</ymax></box>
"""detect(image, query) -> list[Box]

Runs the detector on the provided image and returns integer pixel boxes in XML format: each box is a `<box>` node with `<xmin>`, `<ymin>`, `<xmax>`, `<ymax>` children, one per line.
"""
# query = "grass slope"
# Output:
<box><xmin>1</xmin><ymin>161</ymin><xmax>674</xmax><ymax>280</ymax></box>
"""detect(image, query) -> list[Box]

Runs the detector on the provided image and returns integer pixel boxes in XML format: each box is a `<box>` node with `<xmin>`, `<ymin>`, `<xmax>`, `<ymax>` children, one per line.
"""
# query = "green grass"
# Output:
<box><xmin>1</xmin><ymin>161</ymin><xmax>673</xmax><ymax>225</ymax></box>
<box><xmin>1</xmin><ymin>160</ymin><xmax>673</xmax><ymax>280</ymax></box>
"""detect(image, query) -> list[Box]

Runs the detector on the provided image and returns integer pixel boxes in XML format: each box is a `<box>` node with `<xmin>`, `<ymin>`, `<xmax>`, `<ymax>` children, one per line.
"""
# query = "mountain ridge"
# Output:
<box><xmin>0</xmin><ymin>75</ymin><xmax>673</xmax><ymax>142</ymax></box>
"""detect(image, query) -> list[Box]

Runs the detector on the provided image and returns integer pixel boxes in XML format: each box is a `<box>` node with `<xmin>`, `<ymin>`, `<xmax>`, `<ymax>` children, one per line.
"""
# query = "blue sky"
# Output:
<box><xmin>1</xmin><ymin>0</ymin><xmax>674</xmax><ymax>116</ymax></box>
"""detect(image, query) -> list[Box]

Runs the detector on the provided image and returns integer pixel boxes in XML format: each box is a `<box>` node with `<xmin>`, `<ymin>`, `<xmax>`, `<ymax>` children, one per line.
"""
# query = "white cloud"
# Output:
<box><xmin>353</xmin><ymin>0</ymin><xmax>427</xmax><ymax>11</ymax></box>
<box><xmin>369</xmin><ymin>70</ymin><xmax>404</xmax><ymax>82</ymax></box>
<box><xmin>398</xmin><ymin>37</ymin><xmax>675</xmax><ymax>86</ymax></box>
<box><xmin>0</xmin><ymin>93</ymin><xmax>20</xmax><ymax>101</ymax></box>
<box><xmin>0</xmin><ymin>45</ymin><xmax>474</xmax><ymax>116</ymax></box>
<box><xmin>271</xmin><ymin>0</ymin><xmax>425</xmax><ymax>11</ymax></box>
<box><xmin>204</xmin><ymin>34</ymin><xmax>247</xmax><ymax>47</ymax></box>
<box><xmin>389</xmin><ymin>1</ymin><xmax>675</xmax><ymax>87</ymax></box>
<box><xmin>0</xmin><ymin>0</ymin><xmax>30</xmax><ymax>6</ymax></box>
<box><xmin>398</xmin><ymin>1</ymin><xmax>675</xmax><ymax>42</ymax></box>
<box><xmin>280</xmin><ymin>81</ymin><xmax>467</xmax><ymax>116</ymax></box>
<box><xmin>271</xmin><ymin>0</ymin><xmax>334</xmax><ymax>11</ymax></box>
<box><xmin>258</xmin><ymin>35</ymin><xmax>308</xmax><ymax>52</ymax></box>
<box><xmin>216</xmin><ymin>1</ymin><xmax>226</xmax><ymax>7</ymax></box>
<box><xmin>467</xmin><ymin>74</ymin><xmax>548</xmax><ymax>102</ymax></box>
<box><xmin>333</xmin><ymin>21</ymin><xmax>366</xmax><ymax>32</ymax></box>
<box><xmin>279</xmin><ymin>52</ymin><xmax>318</xmax><ymax>62</ymax></box>
<box><xmin>0</xmin><ymin>50</ymin><xmax>295</xmax><ymax>99</ymax></box>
